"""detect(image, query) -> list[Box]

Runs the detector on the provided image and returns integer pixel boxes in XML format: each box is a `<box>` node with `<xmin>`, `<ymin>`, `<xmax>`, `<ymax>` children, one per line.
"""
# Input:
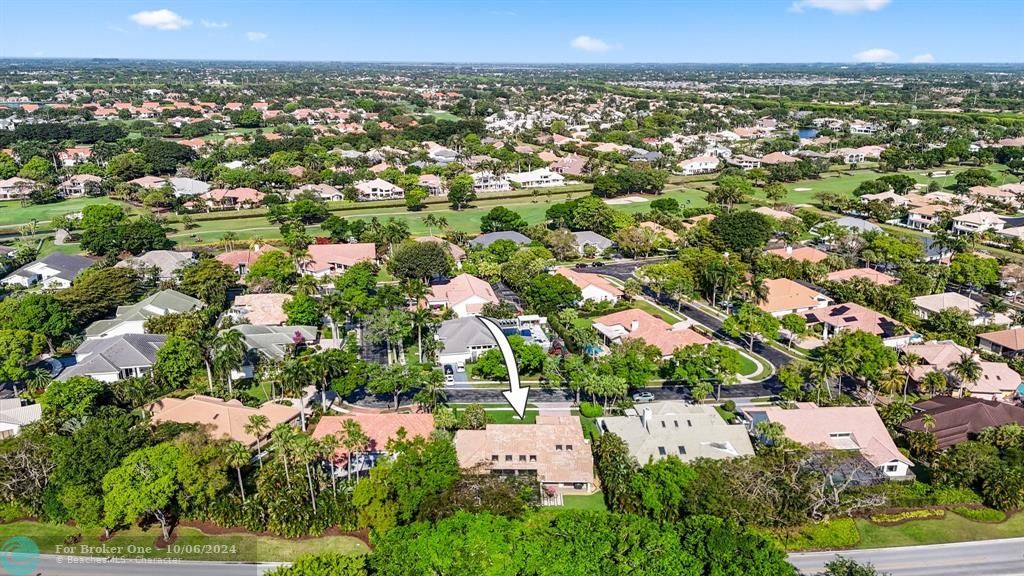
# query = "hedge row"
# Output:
<box><xmin>950</xmin><ymin>507</ymin><xmax>1006</xmax><ymax>523</ymax></box>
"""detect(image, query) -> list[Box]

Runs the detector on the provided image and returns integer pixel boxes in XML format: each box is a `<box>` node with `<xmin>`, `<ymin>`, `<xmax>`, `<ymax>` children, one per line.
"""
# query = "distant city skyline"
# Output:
<box><xmin>2</xmin><ymin>0</ymin><xmax>1021</xmax><ymax>64</ymax></box>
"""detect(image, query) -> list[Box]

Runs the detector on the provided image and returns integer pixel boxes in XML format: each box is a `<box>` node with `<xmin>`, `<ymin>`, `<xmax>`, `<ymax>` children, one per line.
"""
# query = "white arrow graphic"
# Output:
<box><xmin>478</xmin><ymin>316</ymin><xmax>530</xmax><ymax>419</ymax></box>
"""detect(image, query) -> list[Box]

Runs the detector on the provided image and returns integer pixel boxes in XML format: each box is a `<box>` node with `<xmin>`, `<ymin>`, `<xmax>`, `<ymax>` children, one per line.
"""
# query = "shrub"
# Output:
<box><xmin>774</xmin><ymin>518</ymin><xmax>860</xmax><ymax>551</ymax></box>
<box><xmin>579</xmin><ymin>402</ymin><xmax>604</xmax><ymax>418</ymax></box>
<box><xmin>951</xmin><ymin>507</ymin><xmax>1006</xmax><ymax>523</ymax></box>
<box><xmin>932</xmin><ymin>486</ymin><xmax>983</xmax><ymax>506</ymax></box>
<box><xmin>723</xmin><ymin>400</ymin><xmax>736</xmax><ymax>412</ymax></box>
<box><xmin>869</xmin><ymin>509</ymin><xmax>945</xmax><ymax>524</ymax></box>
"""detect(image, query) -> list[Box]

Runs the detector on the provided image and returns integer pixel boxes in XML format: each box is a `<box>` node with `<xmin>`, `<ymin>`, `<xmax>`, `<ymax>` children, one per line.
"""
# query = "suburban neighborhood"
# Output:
<box><xmin>0</xmin><ymin>3</ymin><xmax>1023</xmax><ymax>575</ymax></box>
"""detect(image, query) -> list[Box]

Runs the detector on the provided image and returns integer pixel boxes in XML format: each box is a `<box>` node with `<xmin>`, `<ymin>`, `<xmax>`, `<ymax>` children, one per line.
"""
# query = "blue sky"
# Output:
<box><xmin>2</xmin><ymin>1</ymin><xmax>1021</xmax><ymax>63</ymax></box>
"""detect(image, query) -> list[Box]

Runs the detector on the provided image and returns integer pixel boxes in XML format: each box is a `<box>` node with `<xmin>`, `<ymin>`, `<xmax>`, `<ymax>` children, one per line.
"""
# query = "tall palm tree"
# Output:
<box><xmin>414</xmin><ymin>367</ymin><xmax>447</xmax><ymax>412</ymax></box>
<box><xmin>809</xmin><ymin>355</ymin><xmax>841</xmax><ymax>400</ymax></box>
<box><xmin>281</xmin><ymin>359</ymin><xmax>310</xmax><ymax>430</ymax></box>
<box><xmin>213</xmin><ymin>329</ymin><xmax>247</xmax><ymax>395</ymax></box>
<box><xmin>221</xmin><ymin>231</ymin><xmax>239</xmax><ymax>252</ymax></box>
<box><xmin>898</xmin><ymin>351</ymin><xmax>922</xmax><ymax>400</ymax></box>
<box><xmin>409</xmin><ymin>307</ymin><xmax>435</xmax><ymax>363</ymax></box>
<box><xmin>950</xmin><ymin>353</ymin><xmax>982</xmax><ymax>397</ymax></box>
<box><xmin>292</xmin><ymin>435</ymin><xmax>319</xmax><ymax>514</ymax></box>
<box><xmin>224</xmin><ymin>441</ymin><xmax>250</xmax><ymax>503</ymax></box>
<box><xmin>244</xmin><ymin>414</ymin><xmax>270</xmax><ymax>468</ymax></box>
<box><xmin>341</xmin><ymin>419</ymin><xmax>368</xmax><ymax>480</ymax></box>
<box><xmin>921</xmin><ymin>413</ymin><xmax>936</xmax><ymax>433</ymax></box>
<box><xmin>271</xmin><ymin>424</ymin><xmax>298</xmax><ymax>488</ymax></box>
<box><xmin>319</xmin><ymin>433</ymin><xmax>341</xmax><ymax>494</ymax></box>
<box><xmin>744</xmin><ymin>276</ymin><xmax>769</xmax><ymax>306</ymax></box>
<box><xmin>922</xmin><ymin>370</ymin><xmax>948</xmax><ymax>396</ymax></box>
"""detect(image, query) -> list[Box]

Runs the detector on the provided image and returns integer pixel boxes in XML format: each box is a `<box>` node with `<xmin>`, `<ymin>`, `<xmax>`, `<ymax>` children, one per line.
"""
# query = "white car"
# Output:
<box><xmin>632</xmin><ymin>391</ymin><xmax>655</xmax><ymax>403</ymax></box>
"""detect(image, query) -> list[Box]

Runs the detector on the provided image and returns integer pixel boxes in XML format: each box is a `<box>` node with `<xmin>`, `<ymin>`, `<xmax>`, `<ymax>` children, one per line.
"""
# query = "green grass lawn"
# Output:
<box><xmin>0</xmin><ymin>197</ymin><xmax>131</xmax><ymax>228</ymax></box>
<box><xmin>631</xmin><ymin>300</ymin><xmax>681</xmax><ymax>324</ymax></box>
<box><xmin>485</xmin><ymin>409</ymin><xmax>539</xmax><ymax>424</ymax></box>
<box><xmin>855</xmin><ymin>512</ymin><xmax>1024</xmax><ymax>549</ymax></box>
<box><xmin>558</xmin><ymin>492</ymin><xmax>608</xmax><ymax>512</ymax></box>
<box><xmin>0</xmin><ymin>521</ymin><xmax>366</xmax><ymax>562</ymax></box>
<box><xmin>425</xmin><ymin>110</ymin><xmax>462</xmax><ymax>122</ymax></box>
<box><xmin>736</xmin><ymin>354</ymin><xmax>758</xmax><ymax>377</ymax></box>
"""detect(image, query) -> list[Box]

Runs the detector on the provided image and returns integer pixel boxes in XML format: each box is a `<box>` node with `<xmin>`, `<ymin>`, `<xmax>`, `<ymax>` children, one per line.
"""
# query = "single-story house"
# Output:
<box><xmin>505</xmin><ymin>168</ymin><xmax>565</xmax><ymax>188</ymax></box>
<box><xmin>902</xmin><ymin>397</ymin><xmax>1024</xmax><ymax>450</ymax></box>
<box><xmin>303</xmin><ymin>243</ymin><xmax>377</xmax><ymax>277</ymax></box>
<box><xmin>802</xmin><ymin>302</ymin><xmax>918</xmax><ymax>348</ymax></box>
<box><xmin>469</xmin><ymin>231</ymin><xmax>531</xmax><ymax>249</ymax></box>
<box><xmin>592</xmin><ymin>308</ymin><xmax>710</xmax><ymax>358</ymax></box>
<box><xmin>764</xmin><ymin>245</ymin><xmax>829</xmax><ymax>264</ymax></box>
<box><xmin>426</xmin><ymin>273</ymin><xmax>499</xmax><ymax>317</ymax></box>
<box><xmin>230</xmin><ymin>293</ymin><xmax>292</xmax><ymax>326</ymax></box>
<box><xmin>571</xmin><ymin>231</ymin><xmax>613</xmax><ymax>256</ymax></box>
<box><xmin>977</xmin><ymin>327</ymin><xmax>1024</xmax><ymax>358</ymax></box>
<box><xmin>912</xmin><ymin>292</ymin><xmax>1013</xmax><ymax>326</ymax></box>
<box><xmin>902</xmin><ymin>341</ymin><xmax>1020</xmax><ymax>401</ymax></box>
<box><xmin>228</xmin><ymin>324</ymin><xmax>318</xmax><ymax>379</ymax></box>
<box><xmin>745</xmin><ymin>403</ymin><xmax>912</xmax><ymax>481</ymax></box>
<box><xmin>59</xmin><ymin>333</ymin><xmax>167</xmax><ymax>383</ymax></box>
<box><xmin>115</xmin><ymin>250</ymin><xmax>195</xmax><ymax>282</ymax></box>
<box><xmin>312</xmin><ymin>413</ymin><xmax>435</xmax><ymax>476</ymax></box>
<box><xmin>414</xmin><ymin>236</ymin><xmax>466</xmax><ymax>265</ymax></box>
<box><xmin>597</xmin><ymin>402</ymin><xmax>754</xmax><ymax>463</ymax></box>
<box><xmin>454</xmin><ymin>415</ymin><xmax>596</xmax><ymax>498</ymax></box>
<box><xmin>825</xmin><ymin>267</ymin><xmax>900</xmax><ymax>286</ymax></box>
<box><xmin>556</xmin><ymin>267</ymin><xmax>623</xmax><ymax>304</ymax></box>
<box><xmin>148</xmin><ymin>395</ymin><xmax>300</xmax><ymax>449</ymax></box>
<box><xmin>0</xmin><ymin>399</ymin><xmax>42</xmax><ymax>439</ymax></box>
<box><xmin>1</xmin><ymin>253</ymin><xmax>94</xmax><ymax>289</ymax></box>
<box><xmin>217</xmin><ymin>244</ymin><xmax>281</xmax><ymax>277</ymax></box>
<box><xmin>85</xmin><ymin>289</ymin><xmax>203</xmax><ymax>339</ymax></box>
<box><xmin>759</xmin><ymin>278</ymin><xmax>832</xmax><ymax>318</ymax></box>
<box><xmin>639</xmin><ymin>221</ymin><xmax>679</xmax><ymax>242</ymax></box>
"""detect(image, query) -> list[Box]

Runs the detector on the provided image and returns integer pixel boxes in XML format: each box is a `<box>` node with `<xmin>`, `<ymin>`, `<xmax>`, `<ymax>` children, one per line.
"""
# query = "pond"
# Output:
<box><xmin>798</xmin><ymin>128</ymin><xmax>819</xmax><ymax>139</ymax></box>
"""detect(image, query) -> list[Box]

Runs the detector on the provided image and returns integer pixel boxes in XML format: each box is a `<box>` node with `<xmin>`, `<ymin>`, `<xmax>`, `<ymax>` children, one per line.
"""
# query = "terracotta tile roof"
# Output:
<box><xmin>428</xmin><ymin>273</ymin><xmax>498</xmax><ymax>307</ymax></box>
<box><xmin>759</xmin><ymin>278</ymin><xmax>830</xmax><ymax>315</ymax></box>
<box><xmin>825</xmin><ymin>268</ymin><xmax>900</xmax><ymax>286</ymax></box>
<box><xmin>216</xmin><ymin>245</ymin><xmax>281</xmax><ymax>269</ymax></box>
<box><xmin>754</xmin><ymin>403</ymin><xmax>910</xmax><ymax>468</ymax></box>
<box><xmin>454</xmin><ymin>415</ymin><xmax>595</xmax><ymax>485</ymax></box>
<box><xmin>802</xmin><ymin>302</ymin><xmax>904</xmax><ymax>338</ymax></box>
<box><xmin>313</xmin><ymin>413</ymin><xmax>435</xmax><ymax>463</ymax></box>
<box><xmin>232</xmin><ymin>293</ymin><xmax>291</xmax><ymax>325</ymax></box>
<box><xmin>764</xmin><ymin>245</ymin><xmax>830</xmax><ymax>263</ymax></box>
<box><xmin>555</xmin><ymin>268</ymin><xmax>623</xmax><ymax>298</ymax></box>
<box><xmin>978</xmin><ymin>328</ymin><xmax>1024</xmax><ymax>352</ymax></box>
<box><xmin>148</xmin><ymin>395</ymin><xmax>299</xmax><ymax>448</ymax></box>
<box><xmin>639</xmin><ymin>221</ymin><xmax>679</xmax><ymax>241</ymax></box>
<box><xmin>304</xmin><ymin>243</ymin><xmax>376</xmax><ymax>273</ymax></box>
<box><xmin>593</xmin><ymin>308</ymin><xmax>710</xmax><ymax>356</ymax></box>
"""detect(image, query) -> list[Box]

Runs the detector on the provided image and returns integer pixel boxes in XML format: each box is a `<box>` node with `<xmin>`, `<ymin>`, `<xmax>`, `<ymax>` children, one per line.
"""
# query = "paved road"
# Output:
<box><xmin>788</xmin><ymin>537</ymin><xmax>1024</xmax><ymax>576</ymax></box>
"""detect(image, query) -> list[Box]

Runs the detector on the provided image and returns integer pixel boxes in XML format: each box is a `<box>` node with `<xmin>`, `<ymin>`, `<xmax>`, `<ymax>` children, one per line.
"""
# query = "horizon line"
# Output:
<box><xmin>2</xmin><ymin>57</ymin><xmax>1023</xmax><ymax>66</ymax></box>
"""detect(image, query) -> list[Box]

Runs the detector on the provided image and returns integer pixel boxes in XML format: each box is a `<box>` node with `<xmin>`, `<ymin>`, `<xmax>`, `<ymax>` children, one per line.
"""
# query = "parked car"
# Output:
<box><xmin>445</xmin><ymin>373</ymin><xmax>455</xmax><ymax>383</ymax></box>
<box><xmin>456</xmin><ymin>362</ymin><xmax>465</xmax><ymax>373</ymax></box>
<box><xmin>575</xmin><ymin>263</ymin><xmax>589</xmax><ymax>269</ymax></box>
<box><xmin>444</xmin><ymin>365</ymin><xmax>454</xmax><ymax>375</ymax></box>
<box><xmin>591</xmin><ymin>261</ymin><xmax>605</xmax><ymax>267</ymax></box>
<box><xmin>632</xmin><ymin>391</ymin><xmax>655</xmax><ymax>403</ymax></box>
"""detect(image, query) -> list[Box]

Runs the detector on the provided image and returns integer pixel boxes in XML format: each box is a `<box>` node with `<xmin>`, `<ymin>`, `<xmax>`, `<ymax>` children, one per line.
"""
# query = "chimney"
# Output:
<box><xmin>630</xmin><ymin>320</ymin><xmax>640</xmax><ymax>332</ymax></box>
<box><xmin>641</xmin><ymin>408</ymin><xmax>652</xmax><ymax>433</ymax></box>
<box><xmin>785</xmin><ymin>245</ymin><xmax>793</xmax><ymax>255</ymax></box>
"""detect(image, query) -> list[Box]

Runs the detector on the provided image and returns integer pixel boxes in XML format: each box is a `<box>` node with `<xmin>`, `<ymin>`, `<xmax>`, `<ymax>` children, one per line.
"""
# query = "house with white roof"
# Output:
<box><xmin>471</xmin><ymin>171</ymin><xmax>511</xmax><ymax>193</ymax></box>
<box><xmin>912</xmin><ymin>292</ymin><xmax>1013</xmax><ymax>326</ymax></box>
<box><xmin>85</xmin><ymin>289</ymin><xmax>203</xmax><ymax>339</ymax></box>
<box><xmin>677</xmin><ymin>155</ymin><xmax>720</xmax><ymax>176</ymax></box>
<box><xmin>1</xmin><ymin>253</ymin><xmax>94</xmax><ymax>289</ymax></box>
<box><xmin>555</xmin><ymin>268</ymin><xmax>623</xmax><ymax>304</ymax></box>
<box><xmin>505</xmin><ymin>168</ymin><xmax>565</xmax><ymax>189</ymax></box>
<box><xmin>354</xmin><ymin>178</ymin><xmax>404</xmax><ymax>201</ymax></box>
<box><xmin>598</xmin><ymin>402</ymin><xmax>754</xmax><ymax>463</ymax></box>
<box><xmin>952</xmin><ymin>212</ymin><xmax>1006</xmax><ymax>235</ymax></box>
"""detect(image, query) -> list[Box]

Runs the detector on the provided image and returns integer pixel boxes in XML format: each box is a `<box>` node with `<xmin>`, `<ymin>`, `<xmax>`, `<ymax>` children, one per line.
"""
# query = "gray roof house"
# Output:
<box><xmin>59</xmin><ymin>334</ymin><xmax>167</xmax><ymax>383</ymax></box>
<box><xmin>232</xmin><ymin>325</ymin><xmax>318</xmax><ymax>361</ymax></box>
<box><xmin>168</xmin><ymin>177</ymin><xmax>210</xmax><ymax>198</ymax></box>
<box><xmin>115</xmin><ymin>250</ymin><xmax>195</xmax><ymax>281</ymax></box>
<box><xmin>597</xmin><ymin>401</ymin><xmax>754</xmax><ymax>463</ymax></box>
<box><xmin>1</xmin><ymin>253</ymin><xmax>94</xmax><ymax>289</ymax></box>
<box><xmin>815</xmin><ymin>216</ymin><xmax>882</xmax><ymax>235</ymax></box>
<box><xmin>85</xmin><ymin>289</ymin><xmax>204</xmax><ymax>339</ymax></box>
<box><xmin>0</xmin><ymin>399</ymin><xmax>42</xmax><ymax>438</ymax></box>
<box><xmin>436</xmin><ymin>317</ymin><xmax>498</xmax><ymax>365</ymax></box>
<box><xmin>469</xmin><ymin>231</ymin><xmax>532</xmax><ymax>249</ymax></box>
<box><xmin>571</xmin><ymin>231</ymin><xmax>614</xmax><ymax>255</ymax></box>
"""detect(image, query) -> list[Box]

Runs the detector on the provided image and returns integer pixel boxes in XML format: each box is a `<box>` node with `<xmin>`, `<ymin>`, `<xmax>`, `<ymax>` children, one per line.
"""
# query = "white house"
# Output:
<box><xmin>471</xmin><ymin>171</ymin><xmax>511</xmax><ymax>193</ymax></box>
<box><xmin>505</xmin><ymin>168</ymin><xmax>565</xmax><ymax>189</ymax></box>
<box><xmin>354</xmin><ymin>178</ymin><xmax>404</xmax><ymax>201</ymax></box>
<box><xmin>555</xmin><ymin>268</ymin><xmax>623</xmax><ymax>304</ymax></box>
<box><xmin>677</xmin><ymin>155</ymin><xmax>720</xmax><ymax>176</ymax></box>
<box><xmin>1</xmin><ymin>253</ymin><xmax>93</xmax><ymax>289</ymax></box>
<box><xmin>426</xmin><ymin>273</ymin><xmax>500</xmax><ymax>317</ymax></box>
<box><xmin>952</xmin><ymin>212</ymin><xmax>1006</xmax><ymax>235</ymax></box>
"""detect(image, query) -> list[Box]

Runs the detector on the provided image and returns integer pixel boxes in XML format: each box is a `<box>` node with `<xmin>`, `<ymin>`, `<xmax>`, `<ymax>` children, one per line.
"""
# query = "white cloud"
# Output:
<box><xmin>911</xmin><ymin>53</ymin><xmax>935</xmax><ymax>63</ymax></box>
<box><xmin>853</xmin><ymin>48</ymin><xmax>899</xmax><ymax>63</ymax></box>
<box><xmin>201</xmin><ymin>19</ymin><xmax>229</xmax><ymax>29</ymax></box>
<box><xmin>130</xmin><ymin>9</ymin><xmax>191</xmax><ymax>30</ymax></box>
<box><xmin>790</xmin><ymin>0</ymin><xmax>891</xmax><ymax>14</ymax></box>
<box><xmin>246</xmin><ymin>31</ymin><xmax>268</xmax><ymax>42</ymax></box>
<box><xmin>570</xmin><ymin>35</ymin><xmax>613</xmax><ymax>53</ymax></box>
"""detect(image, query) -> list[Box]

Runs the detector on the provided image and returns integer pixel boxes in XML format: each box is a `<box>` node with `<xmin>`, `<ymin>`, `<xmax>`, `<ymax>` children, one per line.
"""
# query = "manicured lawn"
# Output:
<box><xmin>736</xmin><ymin>354</ymin><xmax>758</xmax><ymax>377</ymax></box>
<box><xmin>424</xmin><ymin>110</ymin><xmax>462</xmax><ymax>122</ymax></box>
<box><xmin>0</xmin><ymin>197</ymin><xmax>130</xmax><ymax>228</ymax></box>
<box><xmin>485</xmin><ymin>408</ymin><xmax>539</xmax><ymax>424</ymax></box>
<box><xmin>0</xmin><ymin>521</ymin><xmax>366</xmax><ymax>562</ymax></box>
<box><xmin>631</xmin><ymin>300</ymin><xmax>681</xmax><ymax>324</ymax></box>
<box><xmin>558</xmin><ymin>492</ymin><xmax>608</xmax><ymax>512</ymax></box>
<box><xmin>714</xmin><ymin>405</ymin><xmax>738</xmax><ymax>423</ymax></box>
<box><xmin>855</xmin><ymin>512</ymin><xmax>1024</xmax><ymax>549</ymax></box>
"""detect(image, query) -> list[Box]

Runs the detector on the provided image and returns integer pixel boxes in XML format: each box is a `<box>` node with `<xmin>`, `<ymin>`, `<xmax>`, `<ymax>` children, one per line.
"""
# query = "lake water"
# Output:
<box><xmin>798</xmin><ymin>128</ymin><xmax>819</xmax><ymax>139</ymax></box>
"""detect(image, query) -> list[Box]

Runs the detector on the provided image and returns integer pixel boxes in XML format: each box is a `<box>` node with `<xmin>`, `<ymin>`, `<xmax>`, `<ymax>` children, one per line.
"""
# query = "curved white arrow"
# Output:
<box><xmin>478</xmin><ymin>316</ymin><xmax>530</xmax><ymax>419</ymax></box>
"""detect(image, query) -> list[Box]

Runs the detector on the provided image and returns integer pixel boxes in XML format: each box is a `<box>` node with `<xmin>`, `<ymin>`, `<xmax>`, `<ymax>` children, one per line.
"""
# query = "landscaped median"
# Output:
<box><xmin>0</xmin><ymin>521</ymin><xmax>367</xmax><ymax>562</ymax></box>
<box><xmin>774</xmin><ymin>509</ymin><xmax>1024</xmax><ymax>552</ymax></box>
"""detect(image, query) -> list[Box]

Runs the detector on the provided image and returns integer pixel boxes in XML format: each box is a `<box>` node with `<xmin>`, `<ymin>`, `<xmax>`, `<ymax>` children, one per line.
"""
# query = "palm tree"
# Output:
<box><xmin>744</xmin><ymin>276</ymin><xmax>769</xmax><ymax>306</ymax></box>
<box><xmin>341</xmin><ymin>419</ymin><xmax>368</xmax><ymax>480</ymax></box>
<box><xmin>281</xmin><ymin>360</ymin><xmax>310</xmax><ymax>430</ymax></box>
<box><xmin>414</xmin><ymin>367</ymin><xmax>447</xmax><ymax>412</ymax></box>
<box><xmin>950</xmin><ymin>353</ymin><xmax>982</xmax><ymax>397</ymax></box>
<box><xmin>898</xmin><ymin>351</ymin><xmax>922</xmax><ymax>400</ymax></box>
<box><xmin>271</xmin><ymin>424</ymin><xmax>298</xmax><ymax>488</ymax></box>
<box><xmin>319</xmin><ymin>433</ymin><xmax>341</xmax><ymax>494</ymax></box>
<box><xmin>921</xmin><ymin>413</ymin><xmax>936</xmax><ymax>433</ymax></box>
<box><xmin>224</xmin><ymin>441</ymin><xmax>250</xmax><ymax>503</ymax></box>
<box><xmin>244</xmin><ymin>414</ymin><xmax>270</xmax><ymax>468</ymax></box>
<box><xmin>982</xmin><ymin>297</ymin><xmax>1009</xmax><ymax>325</ymax></box>
<box><xmin>213</xmin><ymin>329</ymin><xmax>247</xmax><ymax>395</ymax></box>
<box><xmin>27</xmin><ymin>367</ymin><xmax>53</xmax><ymax>398</ymax></box>
<box><xmin>922</xmin><ymin>370</ymin><xmax>948</xmax><ymax>396</ymax></box>
<box><xmin>221</xmin><ymin>232</ymin><xmax>239</xmax><ymax>252</ymax></box>
<box><xmin>809</xmin><ymin>355</ymin><xmax>841</xmax><ymax>400</ymax></box>
<box><xmin>292</xmin><ymin>434</ymin><xmax>319</xmax><ymax>514</ymax></box>
<box><xmin>409</xmin><ymin>307</ymin><xmax>435</xmax><ymax>363</ymax></box>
